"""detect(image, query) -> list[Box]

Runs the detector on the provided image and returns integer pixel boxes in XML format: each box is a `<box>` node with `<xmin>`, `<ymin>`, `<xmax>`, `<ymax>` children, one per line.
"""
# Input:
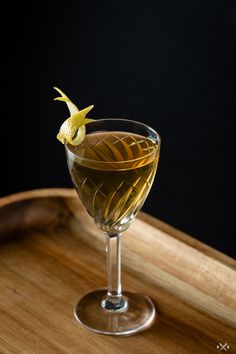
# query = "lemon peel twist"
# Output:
<box><xmin>54</xmin><ymin>87</ymin><xmax>94</xmax><ymax>146</ymax></box>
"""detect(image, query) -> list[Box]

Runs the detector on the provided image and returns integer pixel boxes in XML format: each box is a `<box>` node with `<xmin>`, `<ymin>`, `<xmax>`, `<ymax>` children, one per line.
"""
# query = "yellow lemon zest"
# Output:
<box><xmin>54</xmin><ymin>87</ymin><xmax>94</xmax><ymax>146</ymax></box>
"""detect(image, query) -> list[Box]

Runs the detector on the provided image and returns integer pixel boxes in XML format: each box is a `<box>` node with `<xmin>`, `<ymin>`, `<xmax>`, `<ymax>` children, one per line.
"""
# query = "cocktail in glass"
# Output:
<box><xmin>65</xmin><ymin>118</ymin><xmax>161</xmax><ymax>335</ymax></box>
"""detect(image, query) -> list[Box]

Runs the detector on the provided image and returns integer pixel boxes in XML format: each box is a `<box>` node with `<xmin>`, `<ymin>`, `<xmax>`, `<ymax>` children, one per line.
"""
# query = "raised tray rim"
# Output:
<box><xmin>0</xmin><ymin>188</ymin><xmax>235</xmax><ymax>269</ymax></box>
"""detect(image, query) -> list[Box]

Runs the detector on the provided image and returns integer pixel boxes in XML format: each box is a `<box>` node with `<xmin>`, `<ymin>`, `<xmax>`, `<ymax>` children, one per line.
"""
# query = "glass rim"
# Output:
<box><xmin>65</xmin><ymin>118</ymin><xmax>161</xmax><ymax>165</ymax></box>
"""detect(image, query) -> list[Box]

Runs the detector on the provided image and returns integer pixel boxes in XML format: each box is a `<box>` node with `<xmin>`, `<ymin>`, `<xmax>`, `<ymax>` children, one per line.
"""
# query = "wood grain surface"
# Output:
<box><xmin>0</xmin><ymin>188</ymin><xmax>235</xmax><ymax>354</ymax></box>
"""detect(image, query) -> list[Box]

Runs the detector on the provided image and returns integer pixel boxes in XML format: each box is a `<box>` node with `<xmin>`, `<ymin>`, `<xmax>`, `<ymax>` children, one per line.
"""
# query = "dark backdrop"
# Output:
<box><xmin>2</xmin><ymin>1</ymin><xmax>236</xmax><ymax>258</ymax></box>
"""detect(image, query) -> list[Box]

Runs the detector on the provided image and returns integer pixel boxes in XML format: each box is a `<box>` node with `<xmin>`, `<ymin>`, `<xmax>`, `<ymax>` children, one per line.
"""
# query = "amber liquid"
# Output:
<box><xmin>66</xmin><ymin>131</ymin><xmax>159</xmax><ymax>232</ymax></box>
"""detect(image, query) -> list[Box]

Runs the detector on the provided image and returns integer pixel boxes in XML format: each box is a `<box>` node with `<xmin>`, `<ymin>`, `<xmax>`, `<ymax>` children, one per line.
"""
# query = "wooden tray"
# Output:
<box><xmin>0</xmin><ymin>188</ymin><xmax>235</xmax><ymax>354</ymax></box>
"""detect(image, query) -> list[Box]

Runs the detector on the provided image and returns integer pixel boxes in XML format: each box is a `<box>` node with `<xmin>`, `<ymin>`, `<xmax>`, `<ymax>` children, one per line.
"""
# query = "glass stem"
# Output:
<box><xmin>101</xmin><ymin>233</ymin><xmax>128</xmax><ymax>312</ymax></box>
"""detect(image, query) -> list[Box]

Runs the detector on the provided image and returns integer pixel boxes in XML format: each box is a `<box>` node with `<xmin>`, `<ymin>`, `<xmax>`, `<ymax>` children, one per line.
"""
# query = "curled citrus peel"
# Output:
<box><xmin>54</xmin><ymin>87</ymin><xmax>94</xmax><ymax>146</ymax></box>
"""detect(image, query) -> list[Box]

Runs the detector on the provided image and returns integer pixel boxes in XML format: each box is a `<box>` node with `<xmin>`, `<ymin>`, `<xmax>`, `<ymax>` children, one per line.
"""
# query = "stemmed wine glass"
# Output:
<box><xmin>65</xmin><ymin>118</ymin><xmax>161</xmax><ymax>335</ymax></box>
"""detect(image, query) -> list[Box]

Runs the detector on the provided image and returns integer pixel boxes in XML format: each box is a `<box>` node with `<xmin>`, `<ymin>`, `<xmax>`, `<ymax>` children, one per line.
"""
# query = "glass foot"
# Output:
<box><xmin>73</xmin><ymin>289</ymin><xmax>156</xmax><ymax>336</ymax></box>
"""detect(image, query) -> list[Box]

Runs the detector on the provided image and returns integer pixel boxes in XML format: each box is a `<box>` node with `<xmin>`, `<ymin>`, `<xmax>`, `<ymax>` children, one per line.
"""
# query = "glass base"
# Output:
<box><xmin>73</xmin><ymin>289</ymin><xmax>156</xmax><ymax>336</ymax></box>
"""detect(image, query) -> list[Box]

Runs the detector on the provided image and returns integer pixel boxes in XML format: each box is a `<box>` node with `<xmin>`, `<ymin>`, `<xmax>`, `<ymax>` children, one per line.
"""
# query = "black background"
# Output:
<box><xmin>2</xmin><ymin>1</ymin><xmax>236</xmax><ymax>258</ymax></box>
